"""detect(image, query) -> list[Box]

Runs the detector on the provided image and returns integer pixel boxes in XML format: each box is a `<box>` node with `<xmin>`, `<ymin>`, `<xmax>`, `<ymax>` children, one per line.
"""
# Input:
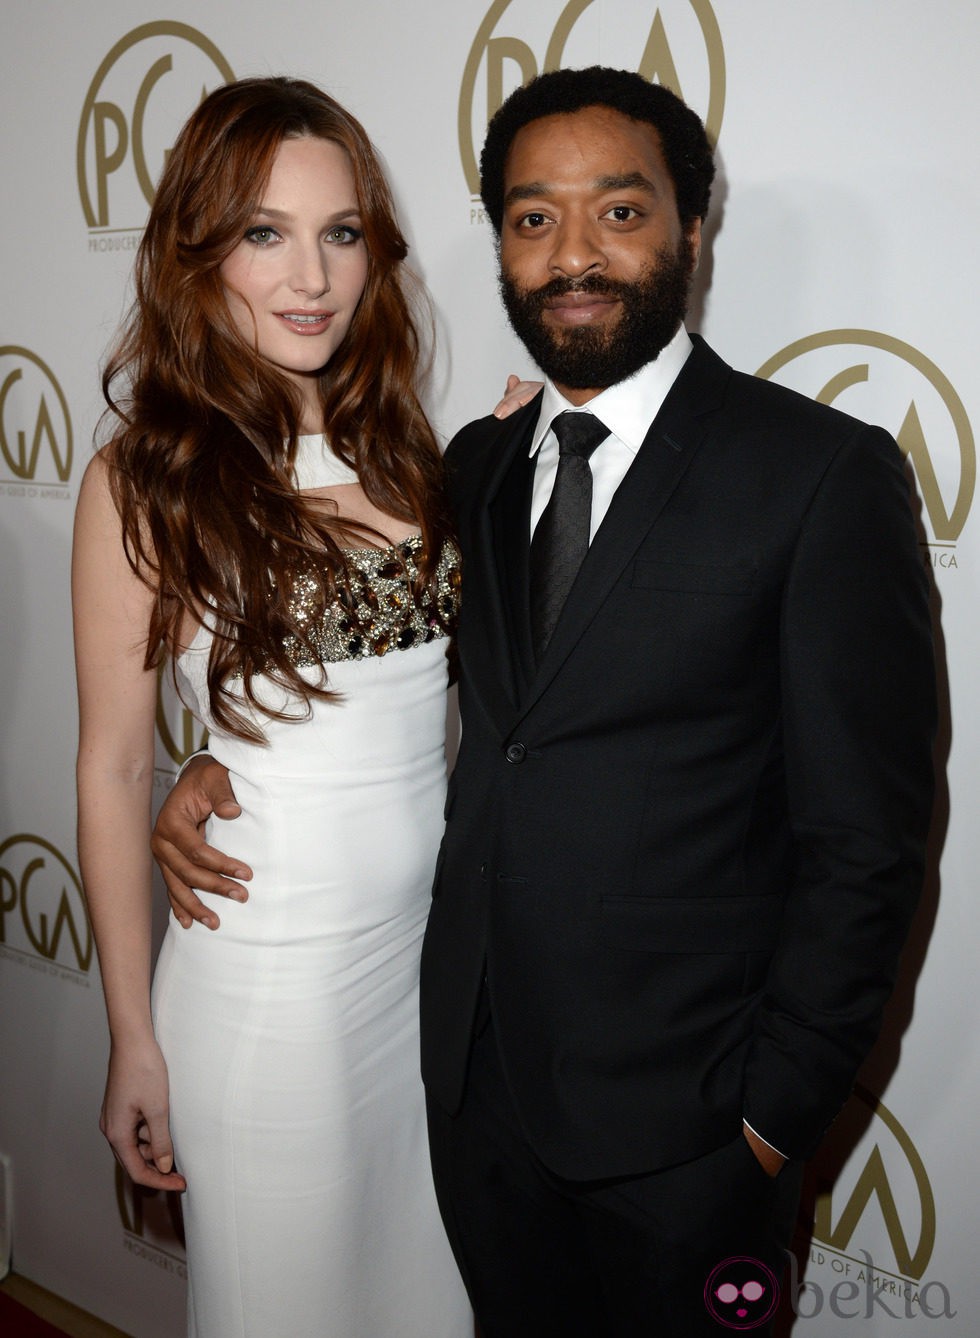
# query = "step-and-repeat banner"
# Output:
<box><xmin>1</xmin><ymin>3</ymin><xmax>975</xmax><ymax>1333</ymax></box>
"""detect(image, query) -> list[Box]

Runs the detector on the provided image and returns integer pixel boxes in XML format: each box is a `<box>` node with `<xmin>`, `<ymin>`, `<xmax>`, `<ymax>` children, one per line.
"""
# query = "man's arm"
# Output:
<box><xmin>743</xmin><ymin>422</ymin><xmax>936</xmax><ymax>1159</ymax></box>
<box><xmin>152</xmin><ymin>756</ymin><xmax>252</xmax><ymax>929</ymax></box>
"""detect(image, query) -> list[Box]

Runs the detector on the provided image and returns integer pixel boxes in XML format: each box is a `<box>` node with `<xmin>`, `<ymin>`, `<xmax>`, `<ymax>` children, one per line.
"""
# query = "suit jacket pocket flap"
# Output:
<box><xmin>599</xmin><ymin>894</ymin><xmax>782</xmax><ymax>952</ymax></box>
<box><xmin>631</xmin><ymin>560</ymin><xmax>755</xmax><ymax>595</ymax></box>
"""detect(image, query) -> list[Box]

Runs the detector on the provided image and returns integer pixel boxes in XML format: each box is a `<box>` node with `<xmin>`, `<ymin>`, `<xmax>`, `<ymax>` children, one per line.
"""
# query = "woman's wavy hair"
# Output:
<box><xmin>103</xmin><ymin>76</ymin><xmax>453</xmax><ymax>740</ymax></box>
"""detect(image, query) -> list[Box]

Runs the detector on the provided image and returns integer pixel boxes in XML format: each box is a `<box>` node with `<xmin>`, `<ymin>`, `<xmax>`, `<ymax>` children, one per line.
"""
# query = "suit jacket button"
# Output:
<box><xmin>505</xmin><ymin>742</ymin><xmax>527</xmax><ymax>764</ymax></box>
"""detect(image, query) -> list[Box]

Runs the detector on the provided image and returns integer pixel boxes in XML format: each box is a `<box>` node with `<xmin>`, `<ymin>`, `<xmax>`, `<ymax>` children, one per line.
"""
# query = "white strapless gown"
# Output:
<box><xmin>151</xmin><ymin>439</ymin><xmax>470</xmax><ymax>1338</ymax></box>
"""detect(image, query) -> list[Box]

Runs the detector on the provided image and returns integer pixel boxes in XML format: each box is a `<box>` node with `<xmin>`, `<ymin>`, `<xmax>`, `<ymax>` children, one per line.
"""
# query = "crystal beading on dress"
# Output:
<box><xmin>283</xmin><ymin>434</ymin><xmax>460</xmax><ymax>667</ymax></box>
<box><xmin>285</xmin><ymin>535</ymin><xmax>460</xmax><ymax>667</ymax></box>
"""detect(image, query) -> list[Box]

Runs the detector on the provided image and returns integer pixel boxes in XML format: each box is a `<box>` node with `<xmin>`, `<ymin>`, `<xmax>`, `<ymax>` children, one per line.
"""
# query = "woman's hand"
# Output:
<box><xmin>493</xmin><ymin>373</ymin><xmax>543</xmax><ymax>419</ymax></box>
<box><xmin>100</xmin><ymin>1038</ymin><xmax>187</xmax><ymax>1192</ymax></box>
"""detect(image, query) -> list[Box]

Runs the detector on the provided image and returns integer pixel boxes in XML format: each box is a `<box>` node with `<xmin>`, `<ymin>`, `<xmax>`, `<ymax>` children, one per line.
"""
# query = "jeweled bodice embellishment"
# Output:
<box><xmin>283</xmin><ymin>535</ymin><xmax>460</xmax><ymax>667</ymax></box>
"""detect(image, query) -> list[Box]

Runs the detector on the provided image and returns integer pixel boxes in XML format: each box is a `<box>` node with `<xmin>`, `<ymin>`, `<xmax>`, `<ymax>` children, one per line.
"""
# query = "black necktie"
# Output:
<box><xmin>529</xmin><ymin>411</ymin><xmax>609</xmax><ymax>660</ymax></box>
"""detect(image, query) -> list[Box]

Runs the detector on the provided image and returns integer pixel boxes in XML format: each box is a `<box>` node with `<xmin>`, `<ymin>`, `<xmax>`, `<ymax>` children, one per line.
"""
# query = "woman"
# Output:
<box><xmin>73</xmin><ymin>77</ymin><xmax>473</xmax><ymax>1337</ymax></box>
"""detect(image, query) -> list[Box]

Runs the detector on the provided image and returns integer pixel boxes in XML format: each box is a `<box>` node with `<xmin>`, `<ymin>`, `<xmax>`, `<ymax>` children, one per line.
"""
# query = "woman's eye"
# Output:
<box><xmin>325</xmin><ymin>226</ymin><xmax>362</xmax><ymax>245</ymax></box>
<box><xmin>244</xmin><ymin>226</ymin><xmax>279</xmax><ymax>246</ymax></box>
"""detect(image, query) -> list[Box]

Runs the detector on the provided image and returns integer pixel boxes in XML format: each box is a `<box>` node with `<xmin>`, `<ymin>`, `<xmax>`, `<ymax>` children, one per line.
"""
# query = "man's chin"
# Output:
<box><xmin>537</xmin><ymin>319</ymin><xmax>620</xmax><ymax>355</ymax></box>
<box><xmin>532</xmin><ymin>328</ymin><xmax>622</xmax><ymax>386</ymax></box>
<box><xmin>544</xmin><ymin>321</ymin><xmax>619</xmax><ymax>345</ymax></box>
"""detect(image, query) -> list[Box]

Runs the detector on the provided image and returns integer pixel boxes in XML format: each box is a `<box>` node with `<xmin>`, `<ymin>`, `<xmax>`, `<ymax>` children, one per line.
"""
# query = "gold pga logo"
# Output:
<box><xmin>459</xmin><ymin>0</ymin><xmax>725</xmax><ymax>202</ymax></box>
<box><xmin>789</xmin><ymin>1086</ymin><xmax>957</xmax><ymax>1319</ymax></box>
<box><xmin>77</xmin><ymin>21</ymin><xmax>234</xmax><ymax>235</ymax></box>
<box><xmin>156</xmin><ymin>663</ymin><xmax>208</xmax><ymax>777</ymax></box>
<box><xmin>757</xmin><ymin>330</ymin><xmax>975</xmax><ymax>564</ymax></box>
<box><xmin>0</xmin><ymin>346</ymin><xmax>72</xmax><ymax>488</ymax></box>
<box><xmin>0</xmin><ymin>834</ymin><xmax>92</xmax><ymax>975</ymax></box>
<box><xmin>807</xmin><ymin>1085</ymin><xmax>934</xmax><ymax>1282</ymax></box>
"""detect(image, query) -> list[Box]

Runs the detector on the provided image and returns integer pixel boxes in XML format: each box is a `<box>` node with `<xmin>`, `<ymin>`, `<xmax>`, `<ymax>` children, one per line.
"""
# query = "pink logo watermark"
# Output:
<box><xmin>704</xmin><ymin>1256</ymin><xmax>780</xmax><ymax>1330</ymax></box>
<box><xmin>705</xmin><ymin>1249</ymin><xmax>958</xmax><ymax>1326</ymax></box>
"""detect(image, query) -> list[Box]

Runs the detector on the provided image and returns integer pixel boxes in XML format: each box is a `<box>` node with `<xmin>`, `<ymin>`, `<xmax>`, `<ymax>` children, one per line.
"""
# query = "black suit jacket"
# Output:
<box><xmin>419</xmin><ymin>335</ymin><xmax>935</xmax><ymax>1180</ymax></box>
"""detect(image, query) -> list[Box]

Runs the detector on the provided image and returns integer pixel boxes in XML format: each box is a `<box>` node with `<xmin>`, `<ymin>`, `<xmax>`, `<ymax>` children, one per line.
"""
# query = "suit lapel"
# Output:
<box><xmin>489</xmin><ymin>439</ymin><xmax>536</xmax><ymax>691</ymax></box>
<box><xmin>516</xmin><ymin>338</ymin><xmax>731</xmax><ymax>720</ymax></box>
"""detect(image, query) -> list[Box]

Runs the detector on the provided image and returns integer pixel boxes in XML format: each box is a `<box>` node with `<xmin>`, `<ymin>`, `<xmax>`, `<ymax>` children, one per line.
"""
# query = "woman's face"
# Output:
<box><xmin>219</xmin><ymin>135</ymin><xmax>369</xmax><ymax>421</ymax></box>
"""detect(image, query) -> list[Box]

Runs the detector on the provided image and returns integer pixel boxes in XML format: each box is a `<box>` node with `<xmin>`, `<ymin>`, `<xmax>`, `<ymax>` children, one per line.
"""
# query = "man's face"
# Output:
<box><xmin>497</xmin><ymin>105</ymin><xmax>701</xmax><ymax>405</ymax></box>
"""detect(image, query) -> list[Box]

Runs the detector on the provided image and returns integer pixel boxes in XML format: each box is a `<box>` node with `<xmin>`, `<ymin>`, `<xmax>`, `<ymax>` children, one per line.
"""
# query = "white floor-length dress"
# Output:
<box><xmin>151</xmin><ymin>436</ymin><xmax>469</xmax><ymax>1338</ymax></box>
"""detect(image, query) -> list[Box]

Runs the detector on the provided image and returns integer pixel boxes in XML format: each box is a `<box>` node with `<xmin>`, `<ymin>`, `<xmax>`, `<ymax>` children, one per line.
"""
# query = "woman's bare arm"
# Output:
<box><xmin>73</xmin><ymin>451</ymin><xmax>186</xmax><ymax>1192</ymax></box>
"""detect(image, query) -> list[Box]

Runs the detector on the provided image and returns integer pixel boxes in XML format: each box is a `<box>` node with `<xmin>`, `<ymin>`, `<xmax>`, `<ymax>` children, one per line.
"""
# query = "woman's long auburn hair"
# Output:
<box><xmin>103</xmin><ymin>77</ymin><xmax>453</xmax><ymax>741</ymax></box>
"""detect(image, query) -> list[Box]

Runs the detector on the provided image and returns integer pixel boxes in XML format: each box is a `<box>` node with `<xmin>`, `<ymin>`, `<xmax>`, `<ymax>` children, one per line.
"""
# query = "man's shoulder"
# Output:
<box><xmin>445</xmin><ymin>394</ymin><xmax>541</xmax><ymax>483</ymax></box>
<box><xmin>695</xmin><ymin>337</ymin><xmax>879</xmax><ymax>442</ymax></box>
<box><xmin>444</xmin><ymin>416</ymin><xmax>505</xmax><ymax>500</ymax></box>
<box><xmin>445</xmin><ymin>411</ymin><xmax>505</xmax><ymax>459</ymax></box>
<box><xmin>684</xmin><ymin>337</ymin><xmax>903</xmax><ymax>487</ymax></box>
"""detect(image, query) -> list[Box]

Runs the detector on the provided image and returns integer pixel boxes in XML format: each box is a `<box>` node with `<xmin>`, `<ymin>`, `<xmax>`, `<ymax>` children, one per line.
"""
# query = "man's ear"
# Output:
<box><xmin>687</xmin><ymin>217</ymin><xmax>703</xmax><ymax>273</ymax></box>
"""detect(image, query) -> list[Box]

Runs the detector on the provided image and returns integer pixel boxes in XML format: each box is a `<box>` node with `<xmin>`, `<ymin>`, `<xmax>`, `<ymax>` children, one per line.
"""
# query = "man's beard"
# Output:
<box><xmin>498</xmin><ymin>237</ymin><xmax>694</xmax><ymax>391</ymax></box>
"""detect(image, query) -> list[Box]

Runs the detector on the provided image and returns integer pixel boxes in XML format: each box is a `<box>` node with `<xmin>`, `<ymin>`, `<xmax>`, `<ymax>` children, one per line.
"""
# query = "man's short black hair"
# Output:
<box><xmin>480</xmin><ymin>65</ymin><xmax>715</xmax><ymax>235</ymax></box>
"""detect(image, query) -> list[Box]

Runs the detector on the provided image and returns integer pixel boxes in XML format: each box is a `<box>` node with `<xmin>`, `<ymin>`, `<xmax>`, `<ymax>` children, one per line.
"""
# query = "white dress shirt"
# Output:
<box><xmin>528</xmin><ymin>324</ymin><xmax>693</xmax><ymax>542</ymax></box>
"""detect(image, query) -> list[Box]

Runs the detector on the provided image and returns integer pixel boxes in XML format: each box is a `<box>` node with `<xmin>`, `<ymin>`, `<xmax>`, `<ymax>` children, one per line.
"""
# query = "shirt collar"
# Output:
<box><xmin>529</xmin><ymin>324</ymin><xmax>693</xmax><ymax>457</ymax></box>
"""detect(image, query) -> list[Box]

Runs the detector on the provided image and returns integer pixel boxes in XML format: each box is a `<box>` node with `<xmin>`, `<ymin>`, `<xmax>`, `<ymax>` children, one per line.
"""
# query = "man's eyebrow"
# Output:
<box><xmin>592</xmin><ymin>172</ymin><xmax>658</xmax><ymax>194</ymax></box>
<box><xmin>503</xmin><ymin>172</ymin><xmax>659</xmax><ymax>209</ymax></box>
<box><xmin>502</xmin><ymin>182</ymin><xmax>549</xmax><ymax>209</ymax></box>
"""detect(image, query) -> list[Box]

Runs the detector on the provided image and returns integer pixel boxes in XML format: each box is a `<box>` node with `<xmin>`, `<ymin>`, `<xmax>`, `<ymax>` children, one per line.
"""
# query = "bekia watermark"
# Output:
<box><xmin>704</xmin><ymin>1256</ymin><xmax>780</xmax><ymax>1329</ymax></box>
<box><xmin>705</xmin><ymin>1250</ymin><xmax>956</xmax><ymax>1329</ymax></box>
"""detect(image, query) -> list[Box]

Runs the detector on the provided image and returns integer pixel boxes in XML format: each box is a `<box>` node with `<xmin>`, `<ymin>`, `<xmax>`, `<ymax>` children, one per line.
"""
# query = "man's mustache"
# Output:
<box><xmin>518</xmin><ymin>275</ymin><xmax>631</xmax><ymax>303</ymax></box>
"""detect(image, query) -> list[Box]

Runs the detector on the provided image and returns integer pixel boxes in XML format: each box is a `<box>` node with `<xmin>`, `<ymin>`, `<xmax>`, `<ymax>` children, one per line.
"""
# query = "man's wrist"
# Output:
<box><xmin>743</xmin><ymin>1120</ymin><xmax>788</xmax><ymax>1175</ymax></box>
<box><xmin>174</xmin><ymin>748</ymin><xmax>211</xmax><ymax>783</ymax></box>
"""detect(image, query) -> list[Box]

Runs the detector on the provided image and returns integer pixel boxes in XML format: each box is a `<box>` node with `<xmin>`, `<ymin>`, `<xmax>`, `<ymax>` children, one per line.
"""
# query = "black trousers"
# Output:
<box><xmin>426</xmin><ymin>1007</ymin><xmax>803</xmax><ymax>1337</ymax></box>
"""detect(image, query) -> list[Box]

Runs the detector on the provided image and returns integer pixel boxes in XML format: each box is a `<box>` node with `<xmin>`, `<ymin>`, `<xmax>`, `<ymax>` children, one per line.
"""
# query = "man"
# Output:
<box><xmin>156</xmin><ymin>68</ymin><xmax>935</xmax><ymax>1336</ymax></box>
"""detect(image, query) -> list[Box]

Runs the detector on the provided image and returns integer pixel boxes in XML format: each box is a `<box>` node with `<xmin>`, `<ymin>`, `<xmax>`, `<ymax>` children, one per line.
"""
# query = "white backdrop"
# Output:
<box><xmin>1</xmin><ymin>3</ymin><xmax>974</xmax><ymax>1333</ymax></box>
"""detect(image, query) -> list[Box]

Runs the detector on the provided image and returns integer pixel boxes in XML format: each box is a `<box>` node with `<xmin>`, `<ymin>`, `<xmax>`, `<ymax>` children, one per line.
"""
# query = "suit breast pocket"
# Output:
<box><xmin>625</xmin><ymin>559</ymin><xmax>766</xmax><ymax>695</ymax></box>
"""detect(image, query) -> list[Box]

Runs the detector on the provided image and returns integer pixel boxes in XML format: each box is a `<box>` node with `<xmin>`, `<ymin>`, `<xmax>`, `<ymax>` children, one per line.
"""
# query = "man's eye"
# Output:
<box><xmin>606</xmin><ymin>206</ymin><xmax>639</xmax><ymax>222</ymax></box>
<box><xmin>519</xmin><ymin>213</ymin><xmax>549</xmax><ymax>229</ymax></box>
